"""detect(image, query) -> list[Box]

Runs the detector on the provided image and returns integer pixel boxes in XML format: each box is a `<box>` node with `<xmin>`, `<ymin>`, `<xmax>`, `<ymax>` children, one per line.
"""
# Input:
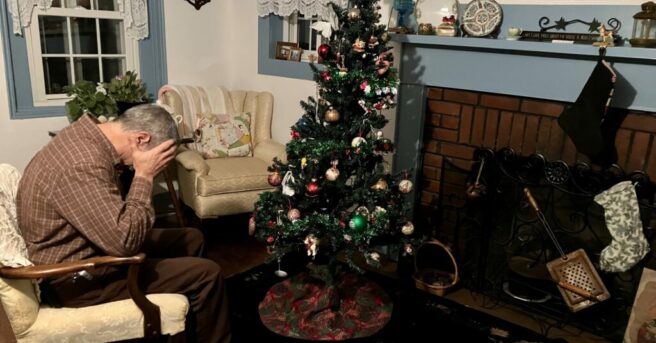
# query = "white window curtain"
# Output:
<box><xmin>257</xmin><ymin>0</ymin><xmax>348</xmax><ymax>20</ymax></box>
<box><xmin>6</xmin><ymin>0</ymin><xmax>149</xmax><ymax>40</ymax></box>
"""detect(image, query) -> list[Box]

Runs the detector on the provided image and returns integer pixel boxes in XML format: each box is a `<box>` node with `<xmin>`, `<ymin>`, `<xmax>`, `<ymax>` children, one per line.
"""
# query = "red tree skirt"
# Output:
<box><xmin>258</xmin><ymin>270</ymin><xmax>393</xmax><ymax>341</ymax></box>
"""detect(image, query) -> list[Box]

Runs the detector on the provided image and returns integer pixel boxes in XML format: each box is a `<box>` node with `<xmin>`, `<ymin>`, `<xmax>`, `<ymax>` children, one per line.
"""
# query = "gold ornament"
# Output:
<box><xmin>301</xmin><ymin>157</ymin><xmax>308</xmax><ymax>169</ymax></box>
<box><xmin>288</xmin><ymin>208</ymin><xmax>301</xmax><ymax>222</ymax></box>
<box><xmin>347</xmin><ymin>6</ymin><xmax>361</xmax><ymax>21</ymax></box>
<box><xmin>371</xmin><ymin>178</ymin><xmax>388</xmax><ymax>190</ymax></box>
<box><xmin>325</xmin><ymin>166</ymin><xmax>340</xmax><ymax>181</ymax></box>
<box><xmin>401</xmin><ymin>222</ymin><xmax>415</xmax><ymax>235</ymax></box>
<box><xmin>324</xmin><ymin>108</ymin><xmax>340</xmax><ymax>123</ymax></box>
<box><xmin>351</xmin><ymin>136</ymin><xmax>367</xmax><ymax>148</ymax></box>
<box><xmin>399</xmin><ymin>179</ymin><xmax>413</xmax><ymax>193</ymax></box>
<box><xmin>352</xmin><ymin>38</ymin><xmax>365</xmax><ymax>52</ymax></box>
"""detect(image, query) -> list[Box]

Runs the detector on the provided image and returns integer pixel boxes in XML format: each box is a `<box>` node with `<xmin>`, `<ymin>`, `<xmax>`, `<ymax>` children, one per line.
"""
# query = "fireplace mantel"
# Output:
<box><xmin>392</xmin><ymin>34</ymin><xmax>656</xmax><ymax>112</ymax></box>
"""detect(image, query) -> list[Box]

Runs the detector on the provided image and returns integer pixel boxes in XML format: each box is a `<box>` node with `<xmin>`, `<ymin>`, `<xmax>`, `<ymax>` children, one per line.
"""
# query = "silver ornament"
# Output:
<box><xmin>351</xmin><ymin>136</ymin><xmax>367</xmax><ymax>148</ymax></box>
<box><xmin>399</xmin><ymin>179</ymin><xmax>414</xmax><ymax>193</ymax></box>
<box><xmin>402</xmin><ymin>222</ymin><xmax>415</xmax><ymax>235</ymax></box>
<box><xmin>325</xmin><ymin>166</ymin><xmax>340</xmax><ymax>181</ymax></box>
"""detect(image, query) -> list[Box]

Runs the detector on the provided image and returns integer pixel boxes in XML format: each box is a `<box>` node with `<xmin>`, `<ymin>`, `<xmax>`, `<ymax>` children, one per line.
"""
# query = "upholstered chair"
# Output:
<box><xmin>0</xmin><ymin>164</ymin><xmax>189</xmax><ymax>343</ymax></box>
<box><xmin>157</xmin><ymin>85</ymin><xmax>286</xmax><ymax>219</ymax></box>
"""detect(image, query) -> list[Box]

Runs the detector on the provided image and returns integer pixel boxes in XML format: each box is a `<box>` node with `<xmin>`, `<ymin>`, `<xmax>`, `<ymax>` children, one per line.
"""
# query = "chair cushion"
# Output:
<box><xmin>0</xmin><ymin>278</ymin><xmax>39</xmax><ymax>337</ymax></box>
<box><xmin>18</xmin><ymin>293</ymin><xmax>189</xmax><ymax>343</ymax></box>
<box><xmin>198</xmin><ymin>157</ymin><xmax>271</xmax><ymax>196</ymax></box>
<box><xmin>0</xmin><ymin>164</ymin><xmax>32</xmax><ymax>268</ymax></box>
<box><xmin>195</xmin><ymin>112</ymin><xmax>253</xmax><ymax>158</ymax></box>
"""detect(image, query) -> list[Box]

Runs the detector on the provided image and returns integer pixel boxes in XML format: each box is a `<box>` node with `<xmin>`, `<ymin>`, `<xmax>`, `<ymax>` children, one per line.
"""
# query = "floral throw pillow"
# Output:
<box><xmin>195</xmin><ymin>112</ymin><xmax>252</xmax><ymax>158</ymax></box>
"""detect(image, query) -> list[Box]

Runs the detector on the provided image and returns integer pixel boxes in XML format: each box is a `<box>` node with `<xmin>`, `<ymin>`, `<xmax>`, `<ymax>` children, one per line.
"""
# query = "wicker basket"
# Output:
<box><xmin>413</xmin><ymin>240</ymin><xmax>459</xmax><ymax>296</ymax></box>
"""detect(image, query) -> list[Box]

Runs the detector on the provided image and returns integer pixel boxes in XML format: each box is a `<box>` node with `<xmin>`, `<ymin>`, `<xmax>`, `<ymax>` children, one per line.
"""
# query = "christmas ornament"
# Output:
<box><xmin>304</xmin><ymin>234</ymin><xmax>319</xmax><ymax>258</ymax></box>
<box><xmin>347</xmin><ymin>6</ymin><xmax>361</xmax><ymax>21</ymax></box>
<box><xmin>343</xmin><ymin>234</ymin><xmax>352</xmax><ymax>242</ymax></box>
<box><xmin>301</xmin><ymin>157</ymin><xmax>308</xmax><ymax>169</ymax></box>
<box><xmin>282</xmin><ymin>171</ymin><xmax>296</xmax><ymax>196</ymax></box>
<box><xmin>368</xmin><ymin>36</ymin><xmax>379</xmax><ymax>49</ymax></box>
<box><xmin>311</xmin><ymin>21</ymin><xmax>333</xmax><ymax>38</ymax></box>
<box><xmin>268</xmin><ymin>171</ymin><xmax>282</xmax><ymax>186</ymax></box>
<box><xmin>349</xmin><ymin>214</ymin><xmax>367</xmax><ymax>231</ymax></box>
<box><xmin>371</xmin><ymin>178</ymin><xmax>388</xmax><ymax>190</ymax></box>
<box><xmin>339</xmin><ymin>219</ymin><xmax>347</xmax><ymax>228</ymax></box>
<box><xmin>356</xmin><ymin>206</ymin><xmax>370</xmax><ymax>216</ymax></box>
<box><xmin>288</xmin><ymin>208</ymin><xmax>301</xmax><ymax>222</ymax></box>
<box><xmin>402</xmin><ymin>222</ymin><xmax>415</xmax><ymax>235</ymax></box>
<box><xmin>266</xmin><ymin>236</ymin><xmax>275</xmax><ymax>244</ymax></box>
<box><xmin>248</xmin><ymin>216</ymin><xmax>256</xmax><ymax>236</ymax></box>
<box><xmin>374</xmin><ymin>206</ymin><xmax>387</xmax><ymax>214</ymax></box>
<box><xmin>403</xmin><ymin>243</ymin><xmax>414</xmax><ymax>256</ymax></box>
<box><xmin>306</xmin><ymin>179</ymin><xmax>320</xmax><ymax>196</ymax></box>
<box><xmin>399</xmin><ymin>179</ymin><xmax>413</xmax><ymax>193</ymax></box>
<box><xmin>351</xmin><ymin>136</ymin><xmax>366</xmax><ymax>148</ymax></box>
<box><xmin>318</xmin><ymin>43</ymin><xmax>331</xmax><ymax>59</ymax></box>
<box><xmin>320</xmin><ymin>70</ymin><xmax>332</xmax><ymax>81</ymax></box>
<box><xmin>381</xmin><ymin>32</ymin><xmax>390</xmax><ymax>43</ymax></box>
<box><xmin>352</xmin><ymin>38</ymin><xmax>365</xmax><ymax>53</ymax></box>
<box><xmin>296</xmin><ymin>117</ymin><xmax>310</xmax><ymax>130</ymax></box>
<box><xmin>325</xmin><ymin>166</ymin><xmax>340</xmax><ymax>181</ymax></box>
<box><xmin>377</xmin><ymin>138</ymin><xmax>393</xmax><ymax>152</ymax></box>
<box><xmin>324</xmin><ymin>108</ymin><xmax>340</xmax><ymax>123</ymax></box>
<box><xmin>267</xmin><ymin>220</ymin><xmax>276</xmax><ymax>228</ymax></box>
<box><xmin>376</xmin><ymin>130</ymin><xmax>384</xmax><ymax>139</ymax></box>
<box><xmin>291</xmin><ymin>130</ymin><xmax>300</xmax><ymax>139</ymax></box>
<box><xmin>274</xmin><ymin>256</ymin><xmax>288</xmax><ymax>278</ymax></box>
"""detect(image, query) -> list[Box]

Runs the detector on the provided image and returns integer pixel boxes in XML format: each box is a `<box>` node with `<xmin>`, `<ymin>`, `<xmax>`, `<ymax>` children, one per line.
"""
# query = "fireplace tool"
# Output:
<box><xmin>523</xmin><ymin>188</ymin><xmax>610</xmax><ymax>312</ymax></box>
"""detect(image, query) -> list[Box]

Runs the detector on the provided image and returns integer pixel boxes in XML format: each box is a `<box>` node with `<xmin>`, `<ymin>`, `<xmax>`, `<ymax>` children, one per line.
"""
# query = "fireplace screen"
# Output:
<box><xmin>429</xmin><ymin>148</ymin><xmax>656</xmax><ymax>341</ymax></box>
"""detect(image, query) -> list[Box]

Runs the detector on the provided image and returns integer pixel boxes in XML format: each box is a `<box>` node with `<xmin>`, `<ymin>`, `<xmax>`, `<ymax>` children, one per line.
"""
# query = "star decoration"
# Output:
<box><xmin>555</xmin><ymin>17</ymin><xmax>568</xmax><ymax>31</ymax></box>
<box><xmin>589</xmin><ymin>18</ymin><xmax>601</xmax><ymax>32</ymax></box>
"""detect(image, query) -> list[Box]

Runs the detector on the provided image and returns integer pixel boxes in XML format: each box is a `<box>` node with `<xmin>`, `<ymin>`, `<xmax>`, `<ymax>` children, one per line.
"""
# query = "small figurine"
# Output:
<box><xmin>593</xmin><ymin>24</ymin><xmax>615</xmax><ymax>47</ymax></box>
<box><xmin>436</xmin><ymin>15</ymin><xmax>457</xmax><ymax>37</ymax></box>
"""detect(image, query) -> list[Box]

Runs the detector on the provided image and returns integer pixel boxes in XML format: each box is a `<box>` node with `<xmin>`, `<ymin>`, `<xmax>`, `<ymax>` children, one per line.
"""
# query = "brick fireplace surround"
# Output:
<box><xmin>418</xmin><ymin>87</ymin><xmax>656</xmax><ymax>212</ymax></box>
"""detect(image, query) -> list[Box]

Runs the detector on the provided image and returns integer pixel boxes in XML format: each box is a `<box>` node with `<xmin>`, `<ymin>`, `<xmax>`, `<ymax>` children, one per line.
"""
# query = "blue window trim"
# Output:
<box><xmin>0</xmin><ymin>1</ymin><xmax>167</xmax><ymax>120</ymax></box>
<box><xmin>258</xmin><ymin>15</ymin><xmax>319</xmax><ymax>81</ymax></box>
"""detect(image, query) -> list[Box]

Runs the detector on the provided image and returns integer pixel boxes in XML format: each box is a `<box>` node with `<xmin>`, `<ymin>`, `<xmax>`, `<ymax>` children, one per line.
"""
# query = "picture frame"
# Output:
<box><xmin>625</xmin><ymin>268</ymin><xmax>656</xmax><ymax>343</ymax></box>
<box><xmin>275</xmin><ymin>41</ymin><xmax>298</xmax><ymax>60</ymax></box>
<box><xmin>288</xmin><ymin>48</ymin><xmax>303</xmax><ymax>62</ymax></box>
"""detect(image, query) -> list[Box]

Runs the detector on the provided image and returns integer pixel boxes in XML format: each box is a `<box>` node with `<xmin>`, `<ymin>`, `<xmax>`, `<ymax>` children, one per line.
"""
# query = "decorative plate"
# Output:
<box><xmin>462</xmin><ymin>0</ymin><xmax>503</xmax><ymax>37</ymax></box>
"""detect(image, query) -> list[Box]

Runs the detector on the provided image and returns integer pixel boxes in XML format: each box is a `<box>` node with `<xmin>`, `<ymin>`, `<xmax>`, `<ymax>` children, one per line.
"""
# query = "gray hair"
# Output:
<box><xmin>118</xmin><ymin>104</ymin><xmax>179</xmax><ymax>148</ymax></box>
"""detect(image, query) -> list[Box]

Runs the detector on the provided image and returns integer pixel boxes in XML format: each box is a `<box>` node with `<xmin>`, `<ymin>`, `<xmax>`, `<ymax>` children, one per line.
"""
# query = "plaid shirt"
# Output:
<box><xmin>17</xmin><ymin>115</ymin><xmax>154</xmax><ymax>265</ymax></box>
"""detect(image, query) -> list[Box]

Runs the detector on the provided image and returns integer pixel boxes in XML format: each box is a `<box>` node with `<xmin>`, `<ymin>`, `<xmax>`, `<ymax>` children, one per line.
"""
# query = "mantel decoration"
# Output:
<box><xmin>6</xmin><ymin>0</ymin><xmax>149</xmax><ymax>40</ymax></box>
<box><xmin>185</xmin><ymin>0</ymin><xmax>211</xmax><ymax>10</ymax></box>
<box><xmin>520</xmin><ymin>17</ymin><xmax>622</xmax><ymax>45</ymax></box>
<box><xmin>415</xmin><ymin>0</ymin><xmax>459</xmax><ymax>36</ymax></box>
<box><xmin>461</xmin><ymin>0</ymin><xmax>503</xmax><ymax>38</ymax></box>
<box><xmin>64</xmin><ymin>71</ymin><xmax>148</xmax><ymax>123</ymax></box>
<box><xmin>630</xmin><ymin>1</ymin><xmax>656</xmax><ymax>48</ymax></box>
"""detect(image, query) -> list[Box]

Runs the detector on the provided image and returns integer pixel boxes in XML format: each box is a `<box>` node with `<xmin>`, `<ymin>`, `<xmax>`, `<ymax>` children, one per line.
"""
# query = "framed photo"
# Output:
<box><xmin>625</xmin><ymin>268</ymin><xmax>656</xmax><ymax>342</ymax></box>
<box><xmin>288</xmin><ymin>48</ymin><xmax>303</xmax><ymax>62</ymax></box>
<box><xmin>275</xmin><ymin>41</ymin><xmax>298</xmax><ymax>60</ymax></box>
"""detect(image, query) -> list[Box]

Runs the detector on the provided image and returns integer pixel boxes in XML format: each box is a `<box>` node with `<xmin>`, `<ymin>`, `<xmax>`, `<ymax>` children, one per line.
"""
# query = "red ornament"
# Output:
<box><xmin>320</xmin><ymin>70</ymin><xmax>332</xmax><ymax>81</ymax></box>
<box><xmin>291</xmin><ymin>130</ymin><xmax>301</xmax><ymax>139</ymax></box>
<box><xmin>318</xmin><ymin>44</ymin><xmax>331</xmax><ymax>59</ymax></box>
<box><xmin>268</xmin><ymin>171</ymin><xmax>282</xmax><ymax>186</ymax></box>
<box><xmin>266</xmin><ymin>236</ymin><xmax>275</xmax><ymax>244</ymax></box>
<box><xmin>306</xmin><ymin>180</ymin><xmax>320</xmax><ymax>196</ymax></box>
<box><xmin>374</xmin><ymin>102</ymin><xmax>384</xmax><ymax>110</ymax></box>
<box><xmin>339</xmin><ymin>220</ymin><xmax>347</xmax><ymax>228</ymax></box>
<box><xmin>267</xmin><ymin>220</ymin><xmax>276</xmax><ymax>228</ymax></box>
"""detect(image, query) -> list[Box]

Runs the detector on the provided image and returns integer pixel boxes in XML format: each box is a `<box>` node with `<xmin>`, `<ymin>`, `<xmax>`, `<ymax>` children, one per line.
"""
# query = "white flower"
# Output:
<box><xmin>391</xmin><ymin>87</ymin><xmax>397</xmax><ymax>95</ymax></box>
<box><xmin>382</xmin><ymin>87</ymin><xmax>390</xmax><ymax>94</ymax></box>
<box><xmin>375</xmin><ymin>89</ymin><xmax>382</xmax><ymax>96</ymax></box>
<box><xmin>97</xmin><ymin>115</ymin><xmax>108</xmax><ymax>123</ymax></box>
<box><xmin>364</xmin><ymin>85</ymin><xmax>371</xmax><ymax>94</ymax></box>
<box><xmin>96</xmin><ymin>83</ymin><xmax>107</xmax><ymax>95</ymax></box>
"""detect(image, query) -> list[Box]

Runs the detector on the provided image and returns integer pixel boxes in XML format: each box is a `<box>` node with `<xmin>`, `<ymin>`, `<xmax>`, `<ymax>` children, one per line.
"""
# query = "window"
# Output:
<box><xmin>283</xmin><ymin>12</ymin><xmax>326</xmax><ymax>62</ymax></box>
<box><xmin>24</xmin><ymin>0</ymin><xmax>139</xmax><ymax>107</ymax></box>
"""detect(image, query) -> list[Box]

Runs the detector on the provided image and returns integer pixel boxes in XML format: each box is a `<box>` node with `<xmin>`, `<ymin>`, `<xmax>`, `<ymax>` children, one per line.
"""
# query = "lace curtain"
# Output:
<box><xmin>6</xmin><ymin>0</ymin><xmax>149</xmax><ymax>40</ymax></box>
<box><xmin>257</xmin><ymin>0</ymin><xmax>348</xmax><ymax>20</ymax></box>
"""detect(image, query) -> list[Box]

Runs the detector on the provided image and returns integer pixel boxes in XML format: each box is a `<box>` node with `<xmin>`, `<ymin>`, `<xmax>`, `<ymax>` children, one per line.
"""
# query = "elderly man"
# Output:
<box><xmin>16</xmin><ymin>105</ymin><xmax>230</xmax><ymax>343</ymax></box>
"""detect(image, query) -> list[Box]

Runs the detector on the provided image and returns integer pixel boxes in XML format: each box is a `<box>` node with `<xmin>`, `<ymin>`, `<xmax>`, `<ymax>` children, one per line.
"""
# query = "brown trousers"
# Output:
<box><xmin>42</xmin><ymin>228</ymin><xmax>231</xmax><ymax>343</ymax></box>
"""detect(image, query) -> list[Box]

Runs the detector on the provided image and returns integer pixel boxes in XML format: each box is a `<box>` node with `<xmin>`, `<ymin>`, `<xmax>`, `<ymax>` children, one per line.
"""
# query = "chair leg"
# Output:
<box><xmin>163</xmin><ymin>169</ymin><xmax>186</xmax><ymax>227</ymax></box>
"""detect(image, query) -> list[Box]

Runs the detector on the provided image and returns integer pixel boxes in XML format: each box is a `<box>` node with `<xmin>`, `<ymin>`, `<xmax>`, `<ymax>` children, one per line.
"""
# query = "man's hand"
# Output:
<box><xmin>132</xmin><ymin>139</ymin><xmax>177</xmax><ymax>181</ymax></box>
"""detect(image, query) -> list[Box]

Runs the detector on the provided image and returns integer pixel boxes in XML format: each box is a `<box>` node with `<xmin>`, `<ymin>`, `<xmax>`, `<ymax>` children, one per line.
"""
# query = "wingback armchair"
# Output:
<box><xmin>158</xmin><ymin>85</ymin><xmax>286</xmax><ymax>219</ymax></box>
<box><xmin>0</xmin><ymin>164</ymin><xmax>189</xmax><ymax>342</ymax></box>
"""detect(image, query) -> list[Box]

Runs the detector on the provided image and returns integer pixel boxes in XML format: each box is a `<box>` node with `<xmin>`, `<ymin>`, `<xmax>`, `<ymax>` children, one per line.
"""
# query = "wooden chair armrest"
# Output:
<box><xmin>0</xmin><ymin>253</ymin><xmax>145</xmax><ymax>279</ymax></box>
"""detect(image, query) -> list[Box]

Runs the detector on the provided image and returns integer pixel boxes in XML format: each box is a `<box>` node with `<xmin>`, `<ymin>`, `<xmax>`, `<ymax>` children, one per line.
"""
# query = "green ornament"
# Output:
<box><xmin>349</xmin><ymin>214</ymin><xmax>367</xmax><ymax>231</ymax></box>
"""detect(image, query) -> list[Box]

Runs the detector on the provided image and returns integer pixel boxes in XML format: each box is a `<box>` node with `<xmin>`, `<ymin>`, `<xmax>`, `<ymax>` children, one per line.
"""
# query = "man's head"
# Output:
<box><xmin>119</xmin><ymin>104</ymin><xmax>179</xmax><ymax>147</ymax></box>
<box><xmin>102</xmin><ymin>104</ymin><xmax>179</xmax><ymax>165</ymax></box>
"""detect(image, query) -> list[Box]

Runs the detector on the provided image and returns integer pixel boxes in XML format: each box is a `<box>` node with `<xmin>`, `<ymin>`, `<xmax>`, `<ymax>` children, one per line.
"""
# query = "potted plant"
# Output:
<box><xmin>64</xmin><ymin>80</ymin><xmax>117</xmax><ymax>123</ymax></box>
<box><xmin>107</xmin><ymin>70</ymin><xmax>149</xmax><ymax>114</ymax></box>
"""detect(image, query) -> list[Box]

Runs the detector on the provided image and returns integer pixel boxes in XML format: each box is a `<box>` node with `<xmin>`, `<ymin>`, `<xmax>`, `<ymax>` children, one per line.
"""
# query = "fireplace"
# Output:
<box><xmin>409</xmin><ymin>87</ymin><xmax>656</xmax><ymax>342</ymax></box>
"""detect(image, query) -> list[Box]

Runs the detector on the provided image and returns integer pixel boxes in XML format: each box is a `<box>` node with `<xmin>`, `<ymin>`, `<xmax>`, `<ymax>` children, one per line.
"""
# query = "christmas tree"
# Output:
<box><xmin>251</xmin><ymin>0</ymin><xmax>416</xmax><ymax>275</ymax></box>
